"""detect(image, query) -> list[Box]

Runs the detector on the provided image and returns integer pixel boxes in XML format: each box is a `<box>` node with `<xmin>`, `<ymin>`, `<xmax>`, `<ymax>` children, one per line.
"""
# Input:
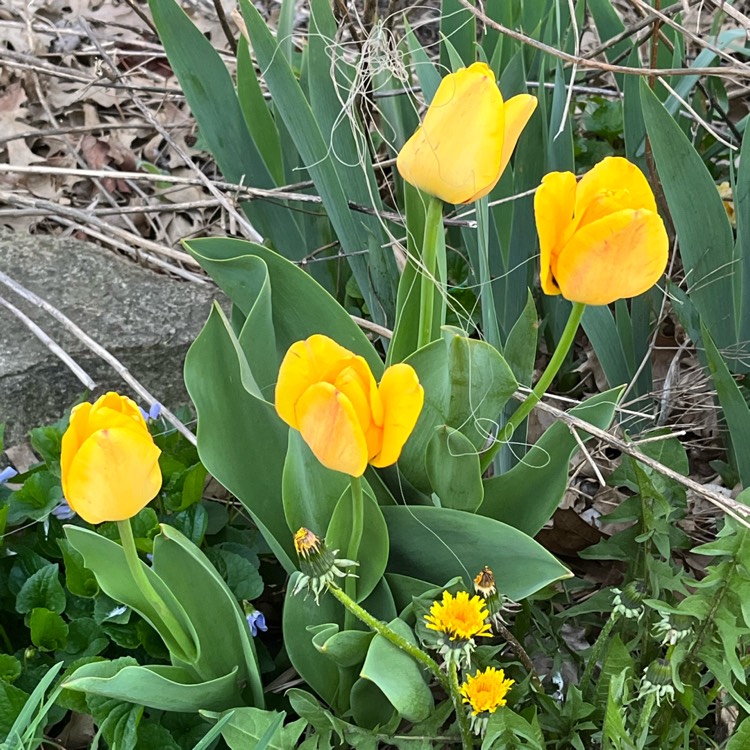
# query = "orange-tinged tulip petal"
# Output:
<box><xmin>554</xmin><ymin>208</ymin><xmax>669</xmax><ymax>305</ymax></box>
<box><xmin>275</xmin><ymin>334</ymin><xmax>354</xmax><ymax>429</ymax></box>
<box><xmin>397</xmin><ymin>62</ymin><xmax>508</xmax><ymax>204</ymax></box>
<box><xmin>370</xmin><ymin>364</ymin><xmax>425</xmax><ymax>468</ymax></box>
<box><xmin>535</xmin><ymin>171</ymin><xmax>577</xmax><ymax>296</ymax></box>
<box><xmin>64</xmin><ymin>425</ymin><xmax>162</xmax><ymax>524</ymax></box>
<box><xmin>535</xmin><ymin>157</ymin><xmax>668</xmax><ymax>304</ymax></box>
<box><xmin>498</xmin><ymin>94</ymin><xmax>538</xmax><ymax>178</ymax></box>
<box><xmin>295</xmin><ymin>382</ymin><xmax>368</xmax><ymax>477</ymax></box>
<box><xmin>333</xmin><ymin>356</ymin><xmax>381</xmax><ymax>430</ymax></box>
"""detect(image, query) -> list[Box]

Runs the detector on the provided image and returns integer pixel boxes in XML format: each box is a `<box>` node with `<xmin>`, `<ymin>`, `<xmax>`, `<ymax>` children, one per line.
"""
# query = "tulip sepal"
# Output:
<box><xmin>116</xmin><ymin>518</ymin><xmax>197</xmax><ymax>664</ymax></box>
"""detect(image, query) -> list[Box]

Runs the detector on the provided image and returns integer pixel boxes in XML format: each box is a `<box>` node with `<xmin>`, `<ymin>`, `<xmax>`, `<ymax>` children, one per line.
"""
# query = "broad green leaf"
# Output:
<box><xmin>361</xmin><ymin>618</ymin><xmax>433</xmax><ymax>722</ymax></box>
<box><xmin>504</xmin><ymin>291</ymin><xmax>538</xmax><ymax>386</ymax></box>
<box><xmin>282</xmin><ymin>431</ymin><xmax>349</xmax><ymax>537</ymax></box>
<box><xmin>282</xmin><ymin>574</ymin><xmax>342</xmax><ymax>705</ymax></box>
<box><xmin>401</xmin><ymin>332</ymin><xmax>517</xmax><ymax>491</ymax></box>
<box><xmin>58</xmin><ymin>538</ymin><xmax>98</xmax><ymax>598</ymax></box>
<box><xmin>185</xmin><ymin>238</ymin><xmax>383</xmax><ymax>376</ymax></box>
<box><xmin>582</xmin><ymin>305</ymin><xmax>632</xmax><ymax>389</ymax></box>
<box><xmin>16</xmin><ymin>563</ymin><xmax>66</xmax><ymax>615</ymax></box>
<box><xmin>641</xmin><ymin>80</ymin><xmax>737</xmax><ymax>351</ymax></box>
<box><xmin>155</xmin><ymin>525</ymin><xmax>264</xmax><ymax>707</ymax></box>
<box><xmin>147</xmin><ymin>0</ymin><xmax>304</xmax><ymax>258</ymax></box>
<box><xmin>239</xmin><ymin>0</ymin><xmax>396</xmax><ymax>325</ymax></box>
<box><xmin>482</xmin><ymin>387</ymin><xmax>624</xmax><ymax>535</ymax></box>
<box><xmin>426</xmin><ymin>427</ymin><xmax>484</xmax><ymax>512</ymax></box>
<box><xmin>64</xmin><ymin>662</ymin><xmax>239</xmax><ymax>713</ymax></box>
<box><xmin>326</xmin><ymin>485</ymin><xmax>388</xmax><ymax>603</ymax></box>
<box><xmin>64</xmin><ymin>527</ymin><xmax>198</xmax><ymax>663</ymax></box>
<box><xmin>727</xmin><ymin>716</ymin><xmax>750</xmax><ymax>750</ymax></box>
<box><xmin>203</xmin><ymin>708</ymin><xmax>305</xmax><ymax>750</ymax></box>
<box><xmin>87</xmin><ymin>694</ymin><xmax>142</xmax><ymax>750</ymax></box>
<box><xmin>7</xmin><ymin>472</ymin><xmax>62</xmax><ymax>524</ymax></box>
<box><xmin>382</xmin><ymin>506</ymin><xmax>571</xmax><ymax>599</ymax></box>
<box><xmin>29</xmin><ymin>608</ymin><xmax>68</xmax><ymax>651</ymax></box>
<box><xmin>184</xmin><ymin>304</ymin><xmax>294</xmax><ymax>571</ymax></box>
<box><xmin>700</xmin><ymin>322</ymin><xmax>750</xmax><ymax>485</ymax></box>
<box><xmin>440</xmin><ymin>0</ymin><xmax>476</xmax><ymax>68</ymax></box>
<box><xmin>350</xmin><ymin>679</ymin><xmax>395</xmax><ymax>730</ymax></box>
<box><xmin>309</xmin><ymin>624</ymin><xmax>373</xmax><ymax>668</ymax></box>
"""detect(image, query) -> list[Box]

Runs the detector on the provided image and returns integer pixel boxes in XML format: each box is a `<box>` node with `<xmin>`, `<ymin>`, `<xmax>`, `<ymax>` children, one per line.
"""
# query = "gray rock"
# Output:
<box><xmin>0</xmin><ymin>230</ymin><xmax>221</xmax><ymax>446</ymax></box>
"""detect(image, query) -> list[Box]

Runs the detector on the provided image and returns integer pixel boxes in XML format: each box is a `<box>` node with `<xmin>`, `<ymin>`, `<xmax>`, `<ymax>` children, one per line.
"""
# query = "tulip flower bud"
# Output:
<box><xmin>61</xmin><ymin>392</ymin><xmax>162</xmax><ymax>524</ymax></box>
<box><xmin>397</xmin><ymin>62</ymin><xmax>537</xmax><ymax>204</ymax></box>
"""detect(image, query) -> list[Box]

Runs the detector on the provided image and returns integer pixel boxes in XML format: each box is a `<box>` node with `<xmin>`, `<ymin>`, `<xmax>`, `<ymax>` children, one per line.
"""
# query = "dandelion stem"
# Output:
<box><xmin>579</xmin><ymin>612</ymin><xmax>618</xmax><ymax>697</ymax></box>
<box><xmin>116</xmin><ymin>519</ymin><xmax>195</xmax><ymax>663</ymax></box>
<box><xmin>449</xmin><ymin>661</ymin><xmax>474</xmax><ymax>750</ymax></box>
<box><xmin>417</xmin><ymin>196</ymin><xmax>444</xmax><ymax>349</ymax></box>
<box><xmin>328</xmin><ymin>584</ymin><xmax>449</xmax><ymax>692</ymax></box>
<box><xmin>481</xmin><ymin>301</ymin><xmax>586</xmax><ymax>471</ymax></box>
<box><xmin>495</xmin><ymin>623</ymin><xmax>544</xmax><ymax>692</ymax></box>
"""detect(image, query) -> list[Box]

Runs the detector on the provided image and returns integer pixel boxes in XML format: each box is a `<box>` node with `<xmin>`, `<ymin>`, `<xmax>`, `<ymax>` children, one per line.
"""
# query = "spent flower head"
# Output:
<box><xmin>291</xmin><ymin>527</ymin><xmax>357</xmax><ymax>603</ymax></box>
<box><xmin>460</xmin><ymin>667</ymin><xmax>515</xmax><ymax>736</ymax></box>
<box><xmin>652</xmin><ymin>613</ymin><xmax>692</xmax><ymax>647</ymax></box>
<box><xmin>612</xmin><ymin>581</ymin><xmax>647</xmax><ymax>621</ymax></box>
<box><xmin>639</xmin><ymin>659</ymin><xmax>675</xmax><ymax>706</ymax></box>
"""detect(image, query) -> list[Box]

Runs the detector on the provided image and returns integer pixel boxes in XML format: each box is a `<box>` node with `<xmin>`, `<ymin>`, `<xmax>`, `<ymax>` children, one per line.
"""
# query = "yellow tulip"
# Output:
<box><xmin>535</xmin><ymin>156</ymin><xmax>669</xmax><ymax>306</ymax></box>
<box><xmin>397</xmin><ymin>62</ymin><xmax>537</xmax><ymax>204</ymax></box>
<box><xmin>61</xmin><ymin>392</ymin><xmax>162</xmax><ymax>524</ymax></box>
<box><xmin>275</xmin><ymin>335</ymin><xmax>424</xmax><ymax>477</ymax></box>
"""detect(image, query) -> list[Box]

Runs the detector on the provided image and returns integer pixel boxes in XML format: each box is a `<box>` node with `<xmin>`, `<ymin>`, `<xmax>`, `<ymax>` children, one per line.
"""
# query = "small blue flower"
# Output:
<box><xmin>140</xmin><ymin>403</ymin><xmax>163</xmax><ymax>421</ymax></box>
<box><xmin>246</xmin><ymin>609</ymin><xmax>268</xmax><ymax>637</ymax></box>
<box><xmin>0</xmin><ymin>467</ymin><xmax>18</xmax><ymax>484</ymax></box>
<box><xmin>51</xmin><ymin>499</ymin><xmax>76</xmax><ymax>520</ymax></box>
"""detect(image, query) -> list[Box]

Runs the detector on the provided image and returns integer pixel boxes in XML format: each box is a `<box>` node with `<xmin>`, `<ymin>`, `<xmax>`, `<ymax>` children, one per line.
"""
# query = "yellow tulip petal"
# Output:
<box><xmin>334</xmin><ymin>356</ymin><xmax>380</xmax><ymax>429</ymax></box>
<box><xmin>555</xmin><ymin>208</ymin><xmax>669</xmax><ymax>305</ymax></box>
<box><xmin>397</xmin><ymin>62</ymin><xmax>506</xmax><ymax>204</ymax></box>
<box><xmin>370</xmin><ymin>364</ymin><xmax>424</xmax><ymax>468</ymax></box>
<box><xmin>295</xmin><ymin>382</ymin><xmax>368</xmax><ymax>477</ymax></box>
<box><xmin>498</xmin><ymin>94</ymin><xmax>537</xmax><ymax>176</ymax></box>
<box><xmin>275</xmin><ymin>334</ymin><xmax>354</xmax><ymax>429</ymax></box>
<box><xmin>574</xmin><ymin>156</ymin><xmax>658</xmax><ymax>228</ymax></box>
<box><xmin>534</xmin><ymin>171</ymin><xmax>577</xmax><ymax>296</ymax></box>
<box><xmin>64</xmin><ymin>426</ymin><xmax>162</xmax><ymax>524</ymax></box>
<box><xmin>61</xmin><ymin>402</ymin><xmax>93</xmax><ymax>487</ymax></box>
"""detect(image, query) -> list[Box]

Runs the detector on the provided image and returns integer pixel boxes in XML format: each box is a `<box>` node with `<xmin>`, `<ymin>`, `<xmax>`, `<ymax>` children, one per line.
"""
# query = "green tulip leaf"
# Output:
<box><xmin>154</xmin><ymin>525</ymin><xmax>264</xmax><ymax>707</ymax></box>
<box><xmin>309</xmin><ymin>624</ymin><xmax>373</xmax><ymax>668</ymax></box>
<box><xmin>402</xmin><ymin>331</ymin><xmax>518</xmax><ymax>491</ymax></box>
<box><xmin>426</xmin><ymin>426</ymin><xmax>484</xmax><ymax>512</ymax></box>
<box><xmin>63</xmin><ymin>527</ymin><xmax>198</xmax><ymax>663</ymax></box>
<box><xmin>63</xmin><ymin>661</ymin><xmax>239</xmax><ymax>713</ymax></box>
<box><xmin>360</xmin><ymin>618</ymin><xmax>433</xmax><ymax>722</ymax></box>
<box><xmin>326</xmin><ymin>484</ymin><xmax>388</xmax><ymax>603</ymax></box>
<box><xmin>382</xmin><ymin>506</ymin><xmax>571</xmax><ymax>599</ymax></box>
<box><xmin>481</xmin><ymin>387</ymin><xmax>624</xmax><ymax>535</ymax></box>
<box><xmin>350</xmin><ymin>678</ymin><xmax>396</xmax><ymax>730</ymax></box>
<box><xmin>282</xmin><ymin>574</ymin><xmax>343</xmax><ymax>706</ymax></box>
<box><xmin>184</xmin><ymin>303</ymin><xmax>294</xmax><ymax>571</ymax></box>
<box><xmin>282</xmin><ymin>431</ymin><xmax>350</xmax><ymax>537</ymax></box>
<box><xmin>185</xmin><ymin>237</ymin><xmax>383</xmax><ymax>376</ymax></box>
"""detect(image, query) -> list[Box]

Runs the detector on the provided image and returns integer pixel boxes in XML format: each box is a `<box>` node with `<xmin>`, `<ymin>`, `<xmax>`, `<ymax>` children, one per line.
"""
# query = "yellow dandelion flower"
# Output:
<box><xmin>460</xmin><ymin>667</ymin><xmax>515</xmax><ymax>716</ymax></box>
<box><xmin>425</xmin><ymin>590</ymin><xmax>492</xmax><ymax>641</ymax></box>
<box><xmin>294</xmin><ymin>527</ymin><xmax>322</xmax><ymax>558</ymax></box>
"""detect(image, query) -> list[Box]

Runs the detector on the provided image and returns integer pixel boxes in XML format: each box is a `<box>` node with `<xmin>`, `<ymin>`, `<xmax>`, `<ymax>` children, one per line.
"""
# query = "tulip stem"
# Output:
<box><xmin>344</xmin><ymin>477</ymin><xmax>364</xmax><ymax>630</ymax></box>
<box><xmin>482</xmin><ymin>301</ymin><xmax>586</xmax><ymax>471</ymax></box>
<box><xmin>116</xmin><ymin>519</ymin><xmax>195</xmax><ymax>663</ymax></box>
<box><xmin>417</xmin><ymin>196</ymin><xmax>444</xmax><ymax>350</ymax></box>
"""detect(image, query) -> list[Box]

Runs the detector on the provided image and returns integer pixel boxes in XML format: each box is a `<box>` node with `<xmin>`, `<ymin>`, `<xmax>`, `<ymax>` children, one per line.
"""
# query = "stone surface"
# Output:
<box><xmin>0</xmin><ymin>230</ymin><xmax>222</xmax><ymax>446</ymax></box>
